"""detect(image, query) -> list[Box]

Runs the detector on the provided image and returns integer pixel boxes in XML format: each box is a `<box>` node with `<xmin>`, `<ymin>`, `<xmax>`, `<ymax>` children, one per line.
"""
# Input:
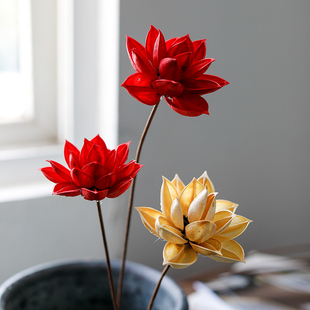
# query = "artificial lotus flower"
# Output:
<box><xmin>41</xmin><ymin>135</ymin><xmax>143</xmax><ymax>201</ymax></box>
<box><xmin>122</xmin><ymin>25</ymin><xmax>229</xmax><ymax>117</ymax></box>
<box><xmin>136</xmin><ymin>172</ymin><xmax>251</xmax><ymax>269</ymax></box>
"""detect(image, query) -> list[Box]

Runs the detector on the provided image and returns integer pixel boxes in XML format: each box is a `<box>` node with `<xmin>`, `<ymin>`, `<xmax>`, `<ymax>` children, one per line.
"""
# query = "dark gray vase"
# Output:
<box><xmin>0</xmin><ymin>259</ymin><xmax>188</xmax><ymax>310</ymax></box>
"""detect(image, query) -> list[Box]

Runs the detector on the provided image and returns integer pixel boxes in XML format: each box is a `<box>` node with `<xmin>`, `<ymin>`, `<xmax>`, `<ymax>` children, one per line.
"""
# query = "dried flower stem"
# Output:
<box><xmin>96</xmin><ymin>201</ymin><xmax>118</xmax><ymax>310</ymax></box>
<box><xmin>117</xmin><ymin>102</ymin><xmax>160</xmax><ymax>308</ymax></box>
<box><xmin>147</xmin><ymin>264</ymin><xmax>170</xmax><ymax>310</ymax></box>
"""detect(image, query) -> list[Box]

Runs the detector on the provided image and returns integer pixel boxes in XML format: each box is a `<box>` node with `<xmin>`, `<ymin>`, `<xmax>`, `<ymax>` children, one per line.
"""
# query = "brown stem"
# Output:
<box><xmin>147</xmin><ymin>265</ymin><xmax>170</xmax><ymax>310</ymax></box>
<box><xmin>96</xmin><ymin>201</ymin><xmax>118</xmax><ymax>310</ymax></box>
<box><xmin>116</xmin><ymin>102</ymin><xmax>160</xmax><ymax>308</ymax></box>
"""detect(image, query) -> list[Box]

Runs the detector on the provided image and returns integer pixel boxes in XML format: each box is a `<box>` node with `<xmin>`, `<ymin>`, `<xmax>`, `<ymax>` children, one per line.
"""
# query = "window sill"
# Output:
<box><xmin>0</xmin><ymin>181</ymin><xmax>53</xmax><ymax>204</ymax></box>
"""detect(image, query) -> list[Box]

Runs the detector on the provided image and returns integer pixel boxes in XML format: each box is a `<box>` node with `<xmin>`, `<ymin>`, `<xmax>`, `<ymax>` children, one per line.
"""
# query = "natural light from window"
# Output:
<box><xmin>0</xmin><ymin>0</ymin><xmax>33</xmax><ymax>124</ymax></box>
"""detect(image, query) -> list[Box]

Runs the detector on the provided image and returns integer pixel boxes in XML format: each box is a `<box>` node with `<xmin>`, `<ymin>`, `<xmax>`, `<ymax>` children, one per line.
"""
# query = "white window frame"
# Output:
<box><xmin>0</xmin><ymin>0</ymin><xmax>119</xmax><ymax>202</ymax></box>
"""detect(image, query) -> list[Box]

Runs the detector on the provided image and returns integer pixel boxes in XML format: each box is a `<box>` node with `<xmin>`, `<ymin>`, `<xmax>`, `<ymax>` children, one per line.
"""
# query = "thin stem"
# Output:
<box><xmin>147</xmin><ymin>265</ymin><xmax>170</xmax><ymax>310</ymax></box>
<box><xmin>116</xmin><ymin>102</ymin><xmax>160</xmax><ymax>308</ymax></box>
<box><xmin>96</xmin><ymin>201</ymin><xmax>118</xmax><ymax>310</ymax></box>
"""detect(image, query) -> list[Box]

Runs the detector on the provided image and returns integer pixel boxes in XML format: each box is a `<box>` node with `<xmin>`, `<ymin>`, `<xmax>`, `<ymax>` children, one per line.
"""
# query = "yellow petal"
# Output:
<box><xmin>185</xmin><ymin>220</ymin><xmax>216</xmax><ymax>244</ymax></box>
<box><xmin>160</xmin><ymin>177</ymin><xmax>178</xmax><ymax>221</ymax></box>
<box><xmin>212</xmin><ymin>210</ymin><xmax>234</xmax><ymax>234</ymax></box>
<box><xmin>188</xmin><ymin>189</ymin><xmax>208</xmax><ymax>223</ymax></box>
<box><xmin>210</xmin><ymin>240</ymin><xmax>245</xmax><ymax>263</ymax></box>
<box><xmin>215</xmin><ymin>215</ymin><xmax>252</xmax><ymax>241</ymax></box>
<box><xmin>216</xmin><ymin>200</ymin><xmax>239</xmax><ymax>213</ymax></box>
<box><xmin>155</xmin><ymin>216</ymin><xmax>187</xmax><ymax>244</ymax></box>
<box><xmin>179</xmin><ymin>178</ymin><xmax>205</xmax><ymax>217</ymax></box>
<box><xmin>190</xmin><ymin>238</ymin><xmax>222</xmax><ymax>256</ymax></box>
<box><xmin>171</xmin><ymin>174</ymin><xmax>185</xmax><ymax>194</ymax></box>
<box><xmin>135</xmin><ymin>207</ymin><xmax>163</xmax><ymax>238</ymax></box>
<box><xmin>170</xmin><ymin>197</ymin><xmax>184</xmax><ymax>230</ymax></box>
<box><xmin>197</xmin><ymin>171</ymin><xmax>215</xmax><ymax>194</ymax></box>
<box><xmin>201</xmin><ymin>192</ymin><xmax>218</xmax><ymax>221</ymax></box>
<box><xmin>163</xmin><ymin>243</ymin><xmax>197</xmax><ymax>269</ymax></box>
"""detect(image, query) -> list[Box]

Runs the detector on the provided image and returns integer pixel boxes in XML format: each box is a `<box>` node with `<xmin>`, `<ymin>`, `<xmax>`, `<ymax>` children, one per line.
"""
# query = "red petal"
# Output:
<box><xmin>152</xmin><ymin>79</ymin><xmax>184</xmax><ymax>97</ymax></box>
<box><xmin>47</xmin><ymin>160</ymin><xmax>71</xmax><ymax>182</ymax></box>
<box><xmin>81</xmin><ymin>188</ymin><xmax>109</xmax><ymax>201</ymax></box>
<box><xmin>183</xmin><ymin>79</ymin><xmax>221</xmax><ymax>93</ymax></box>
<box><xmin>87</xmin><ymin>144</ymin><xmax>105</xmax><ymax>164</ymax></box>
<box><xmin>131</xmin><ymin>49</ymin><xmax>158</xmax><ymax>79</ymax></box>
<box><xmin>115</xmin><ymin>141</ymin><xmax>130</xmax><ymax>166</ymax></box>
<box><xmin>107</xmin><ymin>177</ymin><xmax>133</xmax><ymax>198</ymax></box>
<box><xmin>165</xmin><ymin>37</ymin><xmax>178</xmax><ymax>50</ymax></box>
<box><xmin>41</xmin><ymin>167</ymin><xmax>66</xmax><ymax>183</ymax></box>
<box><xmin>53</xmin><ymin>182</ymin><xmax>81</xmax><ymax>196</ymax></box>
<box><xmin>192</xmin><ymin>39</ymin><xmax>206</xmax><ymax>61</ymax></box>
<box><xmin>115</xmin><ymin>160</ymin><xmax>135</xmax><ymax>181</ymax></box>
<box><xmin>95</xmin><ymin>172</ymin><xmax>117</xmax><ymax>190</ymax></box>
<box><xmin>82</xmin><ymin>162</ymin><xmax>108</xmax><ymax>180</ymax></box>
<box><xmin>64</xmin><ymin>140</ymin><xmax>80</xmax><ymax>168</ymax></box>
<box><xmin>80</xmin><ymin>139</ymin><xmax>93</xmax><ymax>167</ymax></box>
<box><xmin>182</xmin><ymin>58</ymin><xmax>215</xmax><ymax>81</ymax></box>
<box><xmin>126</xmin><ymin>36</ymin><xmax>147</xmax><ymax>69</ymax></box>
<box><xmin>91</xmin><ymin>135</ymin><xmax>109</xmax><ymax>156</ymax></box>
<box><xmin>71</xmin><ymin>168</ymin><xmax>95</xmax><ymax>188</ymax></box>
<box><xmin>145</xmin><ymin>25</ymin><xmax>159</xmax><ymax>64</ymax></box>
<box><xmin>166</xmin><ymin>35</ymin><xmax>193</xmax><ymax>57</ymax></box>
<box><xmin>159</xmin><ymin>58</ymin><xmax>182</xmax><ymax>81</ymax></box>
<box><xmin>174</xmin><ymin>52</ymin><xmax>193</xmax><ymax>70</ymax></box>
<box><xmin>68</xmin><ymin>152</ymin><xmax>81</xmax><ymax>169</ymax></box>
<box><xmin>165</xmin><ymin>92</ymin><xmax>209</xmax><ymax>117</ymax></box>
<box><xmin>153</xmin><ymin>30</ymin><xmax>166</xmax><ymax>68</ymax></box>
<box><xmin>122</xmin><ymin>73</ymin><xmax>160</xmax><ymax>106</ymax></box>
<box><xmin>104</xmin><ymin>149</ymin><xmax>117</xmax><ymax>171</ymax></box>
<box><xmin>201</xmin><ymin>74</ymin><xmax>229</xmax><ymax>87</ymax></box>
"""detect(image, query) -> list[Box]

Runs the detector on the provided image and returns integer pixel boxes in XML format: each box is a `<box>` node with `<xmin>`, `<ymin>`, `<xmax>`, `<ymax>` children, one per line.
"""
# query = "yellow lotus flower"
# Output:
<box><xmin>136</xmin><ymin>172</ymin><xmax>252</xmax><ymax>269</ymax></box>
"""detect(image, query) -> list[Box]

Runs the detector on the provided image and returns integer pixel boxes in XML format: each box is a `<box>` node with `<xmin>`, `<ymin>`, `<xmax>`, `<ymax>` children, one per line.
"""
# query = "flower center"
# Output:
<box><xmin>158</xmin><ymin>58</ymin><xmax>182</xmax><ymax>82</ymax></box>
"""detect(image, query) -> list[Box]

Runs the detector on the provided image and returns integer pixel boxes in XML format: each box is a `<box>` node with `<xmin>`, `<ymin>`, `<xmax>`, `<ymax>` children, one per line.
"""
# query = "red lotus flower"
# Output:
<box><xmin>41</xmin><ymin>135</ymin><xmax>143</xmax><ymax>201</ymax></box>
<box><xmin>122</xmin><ymin>25</ymin><xmax>229</xmax><ymax>117</ymax></box>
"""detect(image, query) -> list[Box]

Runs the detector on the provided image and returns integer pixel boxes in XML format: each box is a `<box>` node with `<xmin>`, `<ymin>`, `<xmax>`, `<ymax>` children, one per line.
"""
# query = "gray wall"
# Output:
<box><xmin>118</xmin><ymin>1</ymin><xmax>310</xmax><ymax>279</ymax></box>
<box><xmin>1</xmin><ymin>1</ymin><xmax>309</xmax><ymax>284</ymax></box>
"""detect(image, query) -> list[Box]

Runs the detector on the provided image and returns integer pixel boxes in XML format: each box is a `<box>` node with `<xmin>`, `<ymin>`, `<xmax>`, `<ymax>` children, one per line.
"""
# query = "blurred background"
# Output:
<box><xmin>0</xmin><ymin>0</ymin><xmax>309</xmax><ymax>283</ymax></box>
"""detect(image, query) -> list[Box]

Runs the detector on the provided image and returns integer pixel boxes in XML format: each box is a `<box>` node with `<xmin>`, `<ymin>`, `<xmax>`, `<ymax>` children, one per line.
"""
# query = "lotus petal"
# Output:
<box><xmin>152</xmin><ymin>79</ymin><xmax>184</xmax><ymax>97</ymax></box>
<box><xmin>47</xmin><ymin>160</ymin><xmax>71</xmax><ymax>182</ymax></box>
<box><xmin>135</xmin><ymin>207</ymin><xmax>163</xmax><ymax>237</ymax></box>
<box><xmin>71</xmin><ymin>168</ymin><xmax>94</xmax><ymax>188</ymax></box>
<box><xmin>197</xmin><ymin>171</ymin><xmax>215</xmax><ymax>194</ymax></box>
<box><xmin>64</xmin><ymin>140</ymin><xmax>80</xmax><ymax>168</ymax></box>
<box><xmin>155</xmin><ymin>216</ymin><xmax>187</xmax><ymax>244</ymax></box>
<box><xmin>212</xmin><ymin>211</ymin><xmax>235</xmax><ymax>235</ymax></box>
<box><xmin>40</xmin><ymin>167</ymin><xmax>67</xmax><ymax>183</ymax></box>
<box><xmin>171</xmin><ymin>174</ymin><xmax>185</xmax><ymax>194</ymax></box>
<box><xmin>192</xmin><ymin>39</ymin><xmax>206</xmax><ymax>61</ymax></box>
<box><xmin>153</xmin><ymin>30</ymin><xmax>166</xmax><ymax>68</ymax></box>
<box><xmin>201</xmin><ymin>192</ymin><xmax>218</xmax><ymax>221</ymax></box>
<box><xmin>215</xmin><ymin>215</ymin><xmax>252</xmax><ymax>241</ymax></box>
<box><xmin>165</xmin><ymin>92</ymin><xmax>209</xmax><ymax>117</ymax></box>
<box><xmin>182</xmin><ymin>58</ymin><xmax>215</xmax><ymax>80</ymax></box>
<box><xmin>107</xmin><ymin>177</ymin><xmax>132</xmax><ymax>198</ymax></box>
<box><xmin>216</xmin><ymin>200</ymin><xmax>239</xmax><ymax>213</ymax></box>
<box><xmin>53</xmin><ymin>183</ymin><xmax>80</xmax><ymax>196</ymax></box>
<box><xmin>210</xmin><ymin>240</ymin><xmax>245</xmax><ymax>263</ymax></box>
<box><xmin>163</xmin><ymin>243</ymin><xmax>197</xmax><ymax>269</ymax></box>
<box><xmin>179</xmin><ymin>178</ymin><xmax>205</xmax><ymax>216</ymax></box>
<box><xmin>170</xmin><ymin>198</ymin><xmax>184</xmax><ymax>230</ymax></box>
<box><xmin>161</xmin><ymin>177</ymin><xmax>178</xmax><ymax>220</ymax></box>
<box><xmin>185</xmin><ymin>220</ymin><xmax>216</xmax><ymax>244</ymax></box>
<box><xmin>188</xmin><ymin>189</ymin><xmax>208</xmax><ymax>223</ymax></box>
<box><xmin>82</xmin><ymin>188</ymin><xmax>109</xmax><ymax>201</ymax></box>
<box><xmin>190</xmin><ymin>238</ymin><xmax>222</xmax><ymax>256</ymax></box>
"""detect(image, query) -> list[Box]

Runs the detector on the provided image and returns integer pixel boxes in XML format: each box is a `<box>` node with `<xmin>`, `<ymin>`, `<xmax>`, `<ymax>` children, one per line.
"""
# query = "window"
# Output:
<box><xmin>0</xmin><ymin>0</ymin><xmax>119</xmax><ymax>200</ymax></box>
